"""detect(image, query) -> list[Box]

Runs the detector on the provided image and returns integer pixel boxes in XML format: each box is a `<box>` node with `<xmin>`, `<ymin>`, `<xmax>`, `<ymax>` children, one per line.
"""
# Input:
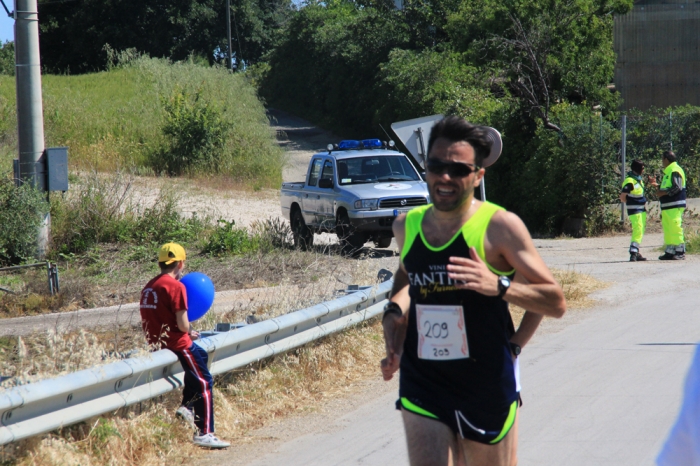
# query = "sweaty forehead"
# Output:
<box><xmin>428</xmin><ymin>138</ymin><xmax>476</xmax><ymax>164</ymax></box>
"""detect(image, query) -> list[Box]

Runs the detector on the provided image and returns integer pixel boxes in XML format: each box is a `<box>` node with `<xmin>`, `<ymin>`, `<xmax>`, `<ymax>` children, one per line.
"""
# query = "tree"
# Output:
<box><xmin>0</xmin><ymin>41</ymin><xmax>13</xmax><ymax>76</ymax></box>
<box><xmin>447</xmin><ymin>0</ymin><xmax>633</xmax><ymax>131</ymax></box>
<box><xmin>38</xmin><ymin>0</ymin><xmax>292</xmax><ymax>73</ymax></box>
<box><xmin>261</xmin><ymin>1</ymin><xmax>410</xmax><ymax>135</ymax></box>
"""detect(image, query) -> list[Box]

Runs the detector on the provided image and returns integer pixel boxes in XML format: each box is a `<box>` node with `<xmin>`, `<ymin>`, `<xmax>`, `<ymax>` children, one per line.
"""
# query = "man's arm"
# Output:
<box><xmin>381</xmin><ymin>214</ymin><xmax>410</xmax><ymax>381</ymax></box>
<box><xmin>175</xmin><ymin>310</ymin><xmax>190</xmax><ymax>333</ymax></box>
<box><xmin>619</xmin><ymin>183</ymin><xmax>633</xmax><ymax>203</ymax></box>
<box><xmin>175</xmin><ymin>310</ymin><xmax>200</xmax><ymax>339</ymax></box>
<box><xmin>508</xmin><ymin>270</ymin><xmax>545</xmax><ymax>349</ymax></box>
<box><xmin>664</xmin><ymin>172</ymin><xmax>683</xmax><ymax>197</ymax></box>
<box><xmin>447</xmin><ymin>211</ymin><xmax>566</xmax><ymax>318</ymax></box>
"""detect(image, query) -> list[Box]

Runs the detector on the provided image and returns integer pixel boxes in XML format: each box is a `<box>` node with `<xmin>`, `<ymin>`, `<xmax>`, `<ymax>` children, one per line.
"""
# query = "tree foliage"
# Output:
<box><xmin>260</xmin><ymin>1</ymin><xmax>411</xmax><ymax>135</ymax></box>
<box><xmin>38</xmin><ymin>0</ymin><xmax>292</xmax><ymax>73</ymax></box>
<box><xmin>0</xmin><ymin>179</ymin><xmax>49</xmax><ymax>265</ymax></box>
<box><xmin>447</xmin><ymin>0</ymin><xmax>631</xmax><ymax>131</ymax></box>
<box><xmin>0</xmin><ymin>41</ymin><xmax>13</xmax><ymax>76</ymax></box>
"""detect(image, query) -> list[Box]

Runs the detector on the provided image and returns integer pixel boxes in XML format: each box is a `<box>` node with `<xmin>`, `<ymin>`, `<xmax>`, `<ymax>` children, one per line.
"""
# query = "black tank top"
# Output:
<box><xmin>399</xmin><ymin>202</ymin><xmax>519</xmax><ymax>413</ymax></box>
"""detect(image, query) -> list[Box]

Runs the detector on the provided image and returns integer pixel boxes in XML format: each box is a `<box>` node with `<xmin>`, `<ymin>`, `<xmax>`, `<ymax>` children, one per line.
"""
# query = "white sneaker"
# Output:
<box><xmin>193</xmin><ymin>433</ymin><xmax>230</xmax><ymax>449</ymax></box>
<box><xmin>176</xmin><ymin>406</ymin><xmax>197</xmax><ymax>431</ymax></box>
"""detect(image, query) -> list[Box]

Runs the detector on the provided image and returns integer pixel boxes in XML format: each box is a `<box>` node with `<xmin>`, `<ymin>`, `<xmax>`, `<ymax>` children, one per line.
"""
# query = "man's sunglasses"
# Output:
<box><xmin>426</xmin><ymin>159</ymin><xmax>480</xmax><ymax>178</ymax></box>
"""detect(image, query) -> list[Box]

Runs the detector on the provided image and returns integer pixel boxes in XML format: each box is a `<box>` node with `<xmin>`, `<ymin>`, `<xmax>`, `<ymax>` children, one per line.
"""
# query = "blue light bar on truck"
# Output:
<box><xmin>338</xmin><ymin>140</ymin><xmax>361</xmax><ymax>149</ymax></box>
<box><xmin>361</xmin><ymin>139</ymin><xmax>382</xmax><ymax>148</ymax></box>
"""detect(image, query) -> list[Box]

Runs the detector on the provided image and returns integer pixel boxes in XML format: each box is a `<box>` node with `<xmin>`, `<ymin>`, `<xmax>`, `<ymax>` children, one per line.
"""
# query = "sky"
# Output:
<box><xmin>0</xmin><ymin>10</ymin><xmax>12</xmax><ymax>43</ymax></box>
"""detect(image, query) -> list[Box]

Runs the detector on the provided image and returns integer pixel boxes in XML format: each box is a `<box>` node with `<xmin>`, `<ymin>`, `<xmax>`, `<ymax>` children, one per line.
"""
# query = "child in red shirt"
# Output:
<box><xmin>140</xmin><ymin>243</ymin><xmax>229</xmax><ymax>449</ymax></box>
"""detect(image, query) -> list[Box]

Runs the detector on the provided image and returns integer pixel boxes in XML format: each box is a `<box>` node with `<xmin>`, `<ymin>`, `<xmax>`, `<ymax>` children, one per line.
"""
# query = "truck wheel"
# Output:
<box><xmin>336</xmin><ymin>211</ymin><xmax>366</xmax><ymax>255</ymax></box>
<box><xmin>291</xmin><ymin>209</ymin><xmax>314</xmax><ymax>251</ymax></box>
<box><xmin>374</xmin><ymin>237</ymin><xmax>392</xmax><ymax>249</ymax></box>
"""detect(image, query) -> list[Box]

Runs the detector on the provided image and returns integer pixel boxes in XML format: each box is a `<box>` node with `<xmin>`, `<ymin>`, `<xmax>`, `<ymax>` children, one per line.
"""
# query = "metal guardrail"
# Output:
<box><xmin>0</xmin><ymin>262</ymin><xmax>59</xmax><ymax>295</ymax></box>
<box><xmin>0</xmin><ymin>280</ymin><xmax>392</xmax><ymax>445</ymax></box>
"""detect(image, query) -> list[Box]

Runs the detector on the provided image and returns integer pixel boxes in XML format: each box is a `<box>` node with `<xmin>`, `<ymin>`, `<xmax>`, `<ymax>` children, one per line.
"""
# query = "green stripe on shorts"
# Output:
<box><xmin>489</xmin><ymin>400</ymin><xmax>518</xmax><ymax>444</ymax></box>
<box><xmin>400</xmin><ymin>397</ymin><xmax>438</xmax><ymax>419</ymax></box>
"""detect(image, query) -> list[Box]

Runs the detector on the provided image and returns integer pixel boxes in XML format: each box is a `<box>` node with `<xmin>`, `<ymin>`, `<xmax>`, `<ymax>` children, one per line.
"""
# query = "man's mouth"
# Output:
<box><xmin>435</xmin><ymin>185</ymin><xmax>457</xmax><ymax>196</ymax></box>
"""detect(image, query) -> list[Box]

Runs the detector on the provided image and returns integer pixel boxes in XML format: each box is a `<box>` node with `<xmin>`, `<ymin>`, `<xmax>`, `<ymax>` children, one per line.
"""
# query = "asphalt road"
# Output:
<box><xmin>206</xmin><ymin>232</ymin><xmax>698</xmax><ymax>466</ymax></box>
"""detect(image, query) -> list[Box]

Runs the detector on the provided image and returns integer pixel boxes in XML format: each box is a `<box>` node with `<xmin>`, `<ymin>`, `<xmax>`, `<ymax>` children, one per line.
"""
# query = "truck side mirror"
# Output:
<box><xmin>318</xmin><ymin>178</ymin><xmax>334</xmax><ymax>189</ymax></box>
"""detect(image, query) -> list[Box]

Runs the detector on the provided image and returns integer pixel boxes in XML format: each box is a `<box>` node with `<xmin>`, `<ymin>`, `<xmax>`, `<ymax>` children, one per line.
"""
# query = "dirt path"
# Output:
<box><xmin>268</xmin><ymin>108</ymin><xmax>339</xmax><ymax>184</ymax></box>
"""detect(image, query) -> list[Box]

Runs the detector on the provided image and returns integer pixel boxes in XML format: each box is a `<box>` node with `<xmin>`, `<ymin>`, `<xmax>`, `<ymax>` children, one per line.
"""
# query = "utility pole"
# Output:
<box><xmin>15</xmin><ymin>0</ymin><xmax>49</xmax><ymax>258</ymax></box>
<box><xmin>226</xmin><ymin>0</ymin><xmax>233</xmax><ymax>71</ymax></box>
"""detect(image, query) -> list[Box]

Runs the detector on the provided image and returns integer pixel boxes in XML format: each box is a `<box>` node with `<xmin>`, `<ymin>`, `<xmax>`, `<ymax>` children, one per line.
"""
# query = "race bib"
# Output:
<box><xmin>416</xmin><ymin>304</ymin><xmax>469</xmax><ymax>360</ymax></box>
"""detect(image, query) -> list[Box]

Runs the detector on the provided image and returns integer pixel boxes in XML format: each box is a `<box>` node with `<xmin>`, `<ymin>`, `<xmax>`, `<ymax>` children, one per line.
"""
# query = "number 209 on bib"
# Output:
<box><xmin>416</xmin><ymin>304</ymin><xmax>469</xmax><ymax>361</ymax></box>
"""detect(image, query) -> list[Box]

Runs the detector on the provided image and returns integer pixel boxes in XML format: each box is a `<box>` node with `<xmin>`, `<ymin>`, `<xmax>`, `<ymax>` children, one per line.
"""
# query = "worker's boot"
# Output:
<box><xmin>629</xmin><ymin>243</ymin><xmax>646</xmax><ymax>262</ymax></box>
<box><xmin>659</xmin><ymin>246</ymin><xmax>682</xmax><ymax>260</ymax></box>
<box><xmin>675</xmin><ymin>244</ymin><xmax>686</xmax><ymax>260</ymax></box>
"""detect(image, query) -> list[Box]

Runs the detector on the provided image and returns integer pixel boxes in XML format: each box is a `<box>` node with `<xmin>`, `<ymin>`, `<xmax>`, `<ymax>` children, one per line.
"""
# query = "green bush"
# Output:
<box><xmin>0</xmin><ymin>41</ymin><xmax>13</xmax><ymax>76</ymax></box>
<box><xmin>202</xmin><ymin>219</ymin><xmax>261</xmax><ymax>256</ymax></box>
<box><xmin>514</xmin><ymin>104</ymin><xmax>621</xmax><ymax>233</ymax></box>
<box><xmin>50</xmin><ymin>172</ymin><xmax>208</xmax><ymax>255</ymax></box>
<box><xmin>151</xmin><ymin>86</ymin><xmax>229</xmax><ymax>176</ymax></box>
<box><xmin>0</xmin><ymin>177</ymin><xmax>49</xmax><ymax>265</ymax></box>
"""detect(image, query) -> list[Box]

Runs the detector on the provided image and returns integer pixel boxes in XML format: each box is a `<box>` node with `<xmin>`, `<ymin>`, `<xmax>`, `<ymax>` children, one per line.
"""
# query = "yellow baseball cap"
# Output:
<box><xmin>158</xmin><ymin>242</ymin><xmax>186</xmax><ymax>265</ymax></box>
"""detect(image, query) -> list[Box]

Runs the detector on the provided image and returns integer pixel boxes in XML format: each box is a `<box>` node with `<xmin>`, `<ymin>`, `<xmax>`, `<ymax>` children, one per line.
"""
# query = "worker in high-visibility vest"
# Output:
<box><xmin>619</xmin><ymin>160</ymin><xmax>648</xmax><ymax>261</ymax></box>
<box><xmin>650</xmin><ymin>150</ymin><xmax>686</xmax><ymax>260</ymax></box>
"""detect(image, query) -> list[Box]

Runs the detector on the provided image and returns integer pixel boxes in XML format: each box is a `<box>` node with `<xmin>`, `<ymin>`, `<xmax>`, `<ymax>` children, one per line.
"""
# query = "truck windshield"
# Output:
<box><xmin>336</xmin><ymin>156</ymin><xmax>421</xmax><ymax>185</ymax></box>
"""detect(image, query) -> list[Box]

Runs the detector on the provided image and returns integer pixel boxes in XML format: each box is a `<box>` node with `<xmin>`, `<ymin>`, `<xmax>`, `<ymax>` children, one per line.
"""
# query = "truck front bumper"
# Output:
<box><xmin>347</xmin><ymin>208</ymin><xmax>413</xmax><ymax>232</ymax></box>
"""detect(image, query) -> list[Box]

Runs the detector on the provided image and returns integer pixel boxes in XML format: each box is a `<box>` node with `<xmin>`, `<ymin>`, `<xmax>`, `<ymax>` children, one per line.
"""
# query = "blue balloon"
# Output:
<box><xmin>181</xmin><ymin>272</ymin><xmax>215</xmax><ymax>322</ymax></box>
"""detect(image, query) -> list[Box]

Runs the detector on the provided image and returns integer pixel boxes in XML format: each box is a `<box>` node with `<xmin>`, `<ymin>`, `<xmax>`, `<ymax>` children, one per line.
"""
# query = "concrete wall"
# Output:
<box><xmin>614</xmin><ymin>2</ymin><xmax>700</xmax><ymax>110</ymax></box>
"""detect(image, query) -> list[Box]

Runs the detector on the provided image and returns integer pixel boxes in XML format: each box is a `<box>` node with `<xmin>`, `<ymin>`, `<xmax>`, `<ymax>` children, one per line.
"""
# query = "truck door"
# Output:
<box><xmin>317</xmin><ymin>158</ymin><xmax>336</xmax><ymax>229</ymax></box>
<box><xmin>303</xmin><ymin>158</ymin><xmax>324</xmax><ymax>225</ymax></box>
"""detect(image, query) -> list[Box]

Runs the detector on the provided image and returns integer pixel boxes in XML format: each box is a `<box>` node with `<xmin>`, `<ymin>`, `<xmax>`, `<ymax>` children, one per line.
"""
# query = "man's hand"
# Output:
<box><xmin>648</xmin><ymin>176</ymin><xmax>659</xmax><ymax>187</ymax></box>
<box><xmin>381</xmin><ymin>312</ymin><xmax>408</xmax><ymax>381</ymax></box>
<box><xmin>189</xmin><ymin>330</ymin><xmax>200</xmax><ymax>340</ymax></box>
<box><xmin>447</xmin><ymin>247</ymin><xmax>499</xmax><ymax>296</ymax></box>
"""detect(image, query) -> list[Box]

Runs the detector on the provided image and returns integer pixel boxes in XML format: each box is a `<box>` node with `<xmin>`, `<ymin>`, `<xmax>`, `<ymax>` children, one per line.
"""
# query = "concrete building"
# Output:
<box><xmin>614</xmin><ymin>0</ymin><xmax>700</xmax><ymax>110</ymax></box>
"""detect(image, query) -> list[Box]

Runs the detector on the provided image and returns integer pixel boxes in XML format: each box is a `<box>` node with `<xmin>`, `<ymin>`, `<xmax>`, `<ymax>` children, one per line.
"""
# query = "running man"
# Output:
<box><xmin>381</xmin><ymin>116</ymin><xmax>566</xmax><ymax>466</ymax></box>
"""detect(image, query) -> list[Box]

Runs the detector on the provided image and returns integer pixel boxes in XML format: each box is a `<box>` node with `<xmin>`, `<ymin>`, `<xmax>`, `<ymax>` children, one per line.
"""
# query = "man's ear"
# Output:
<box><xmin>473</xmin><ymin>168</ymin><xmax>486</xmax><ymax>188</ymax></box>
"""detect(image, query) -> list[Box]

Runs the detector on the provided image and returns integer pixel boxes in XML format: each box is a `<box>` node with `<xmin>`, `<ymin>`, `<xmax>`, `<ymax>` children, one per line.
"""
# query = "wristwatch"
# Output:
<box><xmin>510</xmin><ymin>342</ymin><xmax>521</xmax><ymax>357</ymax></box>
<box><xmin>497</xmin><ymin>275</ymin><xmax>511</xmax><ymax>298</ymax></box>
<box><xmin>382</xmin><ymin>301</ymin><xmax>403</xmax><ymax>321</ymax></box>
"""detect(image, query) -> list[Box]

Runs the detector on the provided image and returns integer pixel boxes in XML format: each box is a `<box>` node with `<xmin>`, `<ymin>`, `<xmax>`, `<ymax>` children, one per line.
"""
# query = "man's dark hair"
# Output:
<box><xmin>427</xmin><ymin>116</ymin><xmax>492</xmax><ymax>166</ymax></box>
<box><xmin>158</xmin><ymin>261</ymin><xmax>181</xmax><ymax>273</ymax></box>
<box><xmin>663</xmin><ymin>150</ymin><xmax>676</xmax><ymax>163</ymax></box>
<box><xmin>631</xmin><ymin>160</ymin><xmax>644</xmax><ymax>174</ymax></box>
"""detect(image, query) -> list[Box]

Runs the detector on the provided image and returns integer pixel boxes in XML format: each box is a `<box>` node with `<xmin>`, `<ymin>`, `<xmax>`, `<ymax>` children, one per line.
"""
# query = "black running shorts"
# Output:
<box><xmin>397</xmin><ymin>395</ymin><xmax>519</xmax><ymax>445</ymax></box>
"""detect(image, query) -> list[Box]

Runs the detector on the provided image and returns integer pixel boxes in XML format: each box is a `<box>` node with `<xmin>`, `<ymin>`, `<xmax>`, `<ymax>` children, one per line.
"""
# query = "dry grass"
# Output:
<box><xmin>6</xmin><ymin>318</ymin><xmax>386</xmax><ymax>465</ymax></box>
<box><xmin>3</xmin><ymin>267</ymin><xmax>603</xmax><ymax>465</ymax></box>
<box><xmin>0</xmin><ymin>256</ymin><xmax>380</xmax><ymax>386</ymax></box>
<box><xmin>509</xmin><ymin>268</ymin><xmax>607</xmax><ymax>326</ymax></box>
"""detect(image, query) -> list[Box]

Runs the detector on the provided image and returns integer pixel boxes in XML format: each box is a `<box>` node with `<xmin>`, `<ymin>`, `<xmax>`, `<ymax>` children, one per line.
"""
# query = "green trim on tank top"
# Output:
<box><xmin>401</xmin><ymin>202</ymin><xmax>514</xmax><ymax>276</ymax></box>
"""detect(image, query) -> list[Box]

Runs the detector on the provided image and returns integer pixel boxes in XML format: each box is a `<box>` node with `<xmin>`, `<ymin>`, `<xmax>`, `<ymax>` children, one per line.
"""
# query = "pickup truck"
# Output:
<box><xmin>280</xmin><ymin>139</ymin><xmax>430</xmax><ymax>252</ymax></box>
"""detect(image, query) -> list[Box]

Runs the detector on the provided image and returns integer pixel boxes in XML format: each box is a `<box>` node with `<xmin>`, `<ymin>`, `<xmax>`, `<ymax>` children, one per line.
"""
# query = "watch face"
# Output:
<box><xmin>511</xmin><ymin>343</ymin><xmax>521</xmax><ymax>356</ymax></box>
<box><xmin>500</xmin><ymin>276</ymin><xmax>510</xmax><ymax>288</ymax></box>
